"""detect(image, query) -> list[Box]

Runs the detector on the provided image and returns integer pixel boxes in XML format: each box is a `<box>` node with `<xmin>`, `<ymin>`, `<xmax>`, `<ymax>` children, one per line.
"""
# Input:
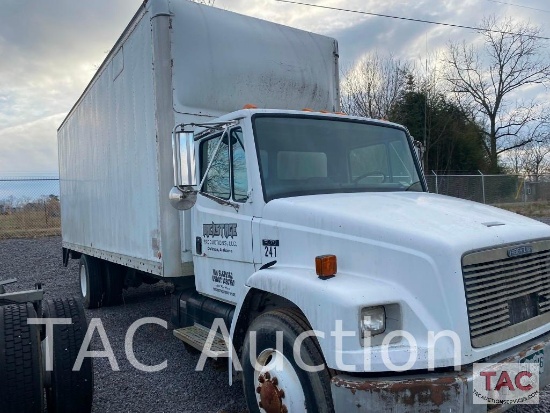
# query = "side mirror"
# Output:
<box><xmin>170</xmin><ymin>127</ymin><xmax>198</xmax><ymax>210</ymax></box>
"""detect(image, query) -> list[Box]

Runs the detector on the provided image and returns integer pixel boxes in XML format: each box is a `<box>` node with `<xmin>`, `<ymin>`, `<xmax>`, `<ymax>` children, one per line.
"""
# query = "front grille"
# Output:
<box><xmin>462</xmin><ymin>239</ymin><xmax>550</xmax><ymax>347</ymax></box>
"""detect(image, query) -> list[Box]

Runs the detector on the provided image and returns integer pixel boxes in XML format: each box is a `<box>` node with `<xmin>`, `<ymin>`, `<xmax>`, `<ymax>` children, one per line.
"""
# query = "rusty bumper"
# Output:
<box><xmin>331</xmin><ymin>331</ymin><xmax>550</xmax><ymax>413</ymax></box>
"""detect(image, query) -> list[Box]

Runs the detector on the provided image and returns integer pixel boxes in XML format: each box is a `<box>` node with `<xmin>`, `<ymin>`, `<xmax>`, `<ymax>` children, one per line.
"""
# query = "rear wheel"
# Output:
<box><xmin>241</xmin><ymin>308</ymin><xmax>334</xmax><ymax>413</ymax></box>
<box><xmin>43</xmin><ymin>297</ymin><xmax>93</xmax><ymax>413</ymax></box>
<box><xmin>80</xmin><ymin>255</ymin><xmax>103</xmax><ymax>309</ymax></box>
<box><xmin>0</xmin><ymin>303</ymin><xmax>44</xmax><ymax>413</ymax></box>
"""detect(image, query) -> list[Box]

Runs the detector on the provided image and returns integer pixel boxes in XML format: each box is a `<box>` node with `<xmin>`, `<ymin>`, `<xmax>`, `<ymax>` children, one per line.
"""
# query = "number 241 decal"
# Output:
<box><xmin>264</xmin><ymin>246</ymin><xmax>277</xmax><ymax>258</ymax></box>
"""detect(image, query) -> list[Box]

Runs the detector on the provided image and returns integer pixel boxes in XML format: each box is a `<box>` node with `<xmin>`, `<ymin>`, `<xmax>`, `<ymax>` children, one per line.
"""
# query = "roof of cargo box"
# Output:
<box><xmin>58</xmin><ymin>0</ymin><xmax>340</xmax><ymax>131</ymax></box>
<box><xmin>168</xmin><ymin>0</ymin><xmax>340</xmax><ymax>118</ymax></box>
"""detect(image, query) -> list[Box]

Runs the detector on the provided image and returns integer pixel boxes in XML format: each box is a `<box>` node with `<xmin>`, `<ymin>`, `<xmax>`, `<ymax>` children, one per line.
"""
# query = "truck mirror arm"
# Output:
<box><xmin>198</xmin><ymin>192</ymin><xmax>240</xmax><ymax>211</ymax></box>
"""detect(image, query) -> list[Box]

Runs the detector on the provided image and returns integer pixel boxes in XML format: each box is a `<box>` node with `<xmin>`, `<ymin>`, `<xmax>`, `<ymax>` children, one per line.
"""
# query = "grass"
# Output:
<box><xmin>492</xmin><ymin>201</ymin><xmax>550</xmax><ymax>218</ymax></box>
<box><xmin>0</xmin><ymin>211</ymin><xmax>60</xmax><ymax>239</ymax></box>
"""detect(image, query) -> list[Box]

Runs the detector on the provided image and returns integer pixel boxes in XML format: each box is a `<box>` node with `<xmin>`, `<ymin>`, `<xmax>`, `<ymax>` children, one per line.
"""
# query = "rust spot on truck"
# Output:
<box><xmin>332</xmin><ymin>374</ymin><xmax>467</xmax><ymax>407</ymax></box>
<box><xmin>500</xmin><ymin>343</ymin><xmax>545</xmax><ymax>363</ymax></box>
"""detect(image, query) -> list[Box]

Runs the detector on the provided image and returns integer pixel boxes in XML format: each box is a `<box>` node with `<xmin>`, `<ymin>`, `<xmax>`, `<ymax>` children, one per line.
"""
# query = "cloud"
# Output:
<box><xmin>1</xmin><ymin>0</ymin><xmax>549</xmax><ymax>174</ymax></box>
<box><xmin>0</xmin><ymin>0</ymin><xmax>142</xmax><ymax>130</ymax></box>
<box><xmin>214</xmin><ymin>0</ymin><xmax>550</xmax><ymax>78</ymax></box>
<box><xmin>0</xmin><ymin>0</ymin><xmax>142</xmax><ymax>174</ymax></box>
<box><xmin>0</xmin><ymin>113</ymin><xmax>65</xmax><ymax>173</ymax></box>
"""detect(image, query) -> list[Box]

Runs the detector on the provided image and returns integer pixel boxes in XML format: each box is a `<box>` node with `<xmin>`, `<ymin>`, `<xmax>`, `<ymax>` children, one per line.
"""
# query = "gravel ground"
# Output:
<box><xmin>2</xmin><ymin>230</ymin><xmax>550</xmax><ymax>412</ymax></box>
<box><xmin>0</xmin><ymin>236</ymin><xmax>247</xmax><ymax>413</ymax></box>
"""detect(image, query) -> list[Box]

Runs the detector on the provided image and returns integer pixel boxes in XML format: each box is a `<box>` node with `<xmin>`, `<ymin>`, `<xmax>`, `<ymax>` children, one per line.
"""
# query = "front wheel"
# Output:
<box><xmin>241</xmin><ymin>308</ymin><xmax>334</xmax><ymax>413</ymax></box>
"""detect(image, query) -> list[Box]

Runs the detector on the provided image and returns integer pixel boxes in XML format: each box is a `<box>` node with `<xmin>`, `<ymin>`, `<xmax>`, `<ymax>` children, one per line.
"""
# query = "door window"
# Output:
<box><xmin>201</xmin><ymin>133</ymin><xmax>230</xmax><ymax>199</ymax></box>
<box><xmin>231</xmin><ymin>129</ymin><xmax>248</xmax><ymax>202</ymax></box>
<box><xmin>200</xmin><ymin>127</ymin><xmax>248</xmax><ymax>202</ymax></box>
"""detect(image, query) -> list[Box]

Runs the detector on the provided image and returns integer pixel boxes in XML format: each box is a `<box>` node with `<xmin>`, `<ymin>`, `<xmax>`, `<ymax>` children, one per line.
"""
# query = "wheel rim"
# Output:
<box><xmin>253</xmin><ymin>348</ymin><xmax>306</xmax><ymax>413</ymax></box>
<box><xmin>80</xmin><ymin>265</ymin><xmax>87</xmax><ymax>298</ymax></box>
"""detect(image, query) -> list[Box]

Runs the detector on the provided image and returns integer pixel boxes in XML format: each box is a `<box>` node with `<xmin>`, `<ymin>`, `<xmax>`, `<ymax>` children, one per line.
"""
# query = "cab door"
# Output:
<box><xmin>192</xmin><ymin>127</ymin><xmax>254</xmax><ymax>304</ymax></box>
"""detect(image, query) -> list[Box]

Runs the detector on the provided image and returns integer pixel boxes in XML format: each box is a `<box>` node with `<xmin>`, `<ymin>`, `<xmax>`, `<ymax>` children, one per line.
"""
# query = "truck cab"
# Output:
<box><xmin>181</xmin><ymin>109</ymin><xmax>424</xmax><ymax>305</ymax></box>
<box><xmin>170</xmin><ymin>108</ymin><xmax>550</xmax><ymax>412</ymax></box>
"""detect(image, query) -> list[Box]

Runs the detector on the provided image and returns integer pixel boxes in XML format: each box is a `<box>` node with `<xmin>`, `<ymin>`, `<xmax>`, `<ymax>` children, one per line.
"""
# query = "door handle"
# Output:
<box><xmin>196</xmin><ymin>237</ymin><xmax>202</xmax><ymax>255</ymax></box>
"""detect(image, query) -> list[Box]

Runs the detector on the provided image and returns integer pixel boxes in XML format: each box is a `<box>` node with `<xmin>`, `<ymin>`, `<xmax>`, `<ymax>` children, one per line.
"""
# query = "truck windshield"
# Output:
<box><xmin>253</xmin><ymin>115</ymin><xmax>424</xmax><ymax>202</ymax></box>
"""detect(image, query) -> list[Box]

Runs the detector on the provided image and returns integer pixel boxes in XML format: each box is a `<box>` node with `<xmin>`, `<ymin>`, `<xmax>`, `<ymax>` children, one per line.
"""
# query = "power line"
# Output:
<box><xmin>272</xmin><ymin>0</ymin><xmax>550</xmax><ymax>40</ymax></box>
<box><xmin>483</xmin><ymin>0</ymin><xmax>550</xmax><ymax>14</ymax></box>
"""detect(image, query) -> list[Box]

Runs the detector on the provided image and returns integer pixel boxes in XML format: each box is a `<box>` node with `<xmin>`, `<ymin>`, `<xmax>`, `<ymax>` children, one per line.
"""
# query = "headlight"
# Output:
<box><xmin>360</xmin><ymin>306</ymin><xmax>386</xmax><ymax>337</ymax></box>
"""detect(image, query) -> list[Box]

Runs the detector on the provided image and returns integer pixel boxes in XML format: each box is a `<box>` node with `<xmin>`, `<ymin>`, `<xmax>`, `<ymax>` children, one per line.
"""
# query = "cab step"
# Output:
<box><xmin>173</xmin><ymin>324</ymin><xmax>228</xmax><ymax>358</ymax></box>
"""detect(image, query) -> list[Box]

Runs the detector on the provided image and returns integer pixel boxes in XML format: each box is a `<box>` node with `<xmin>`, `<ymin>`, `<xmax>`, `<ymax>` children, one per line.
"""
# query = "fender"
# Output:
<box><xmin>228</xmin><ymin>265</ymin><xmax>435</xmax><ymax>380</ymax></box>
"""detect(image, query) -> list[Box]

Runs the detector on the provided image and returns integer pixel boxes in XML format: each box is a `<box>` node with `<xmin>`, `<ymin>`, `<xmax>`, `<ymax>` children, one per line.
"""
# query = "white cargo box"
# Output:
<box><xmin>58</xmin><ymin>0</ymin><xmax>340</xmax><ymax>277</ymax></box>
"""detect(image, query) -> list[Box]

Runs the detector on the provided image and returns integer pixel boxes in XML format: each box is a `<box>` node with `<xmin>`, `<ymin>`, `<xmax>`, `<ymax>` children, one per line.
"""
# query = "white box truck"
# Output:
<box><xmin>58</xmin><ymin>0</ymin><xmax>550</xmax><ymax>411</ymax></box>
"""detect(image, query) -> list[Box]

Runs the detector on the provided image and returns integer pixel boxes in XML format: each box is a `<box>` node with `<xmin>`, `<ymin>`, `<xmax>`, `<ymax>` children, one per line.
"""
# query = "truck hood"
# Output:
<box><xmin>257</xmin><ymin>192</ymin><xmax>550</xmax><ymax>370</ymax></box>
<box><xmin>262</xmin><ymin>192</ymin><xmax>550</xmax><ymax>252</ymax></box>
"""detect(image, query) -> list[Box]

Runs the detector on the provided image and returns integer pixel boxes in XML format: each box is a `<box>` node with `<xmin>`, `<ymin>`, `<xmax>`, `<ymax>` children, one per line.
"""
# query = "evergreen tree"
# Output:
<box><xmin>389</xmin><ymin>78</ymin><xmax>490</xmax><ymax>173</ymax></box>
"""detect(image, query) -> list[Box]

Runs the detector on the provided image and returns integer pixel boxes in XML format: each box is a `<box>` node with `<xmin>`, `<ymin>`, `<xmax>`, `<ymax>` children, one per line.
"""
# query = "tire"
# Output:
<box><xmin>241</xmin><ymin>308</ymin><xmax>334</xmax><ymax>413</ymax></box>
<box><xmin>0</xmin><ymin>303</ymin><xmax>44</xmax><ymax>413</ymax></box>
<box><xmin>103</xmin><ymin>261</ymin><xmax>124</xmax><ymax>306</ymax></box>
<box><xmin>80</xmin><ymin>254</ymin><xmax>103</xmax><ymax>309</ymax></box>
<box><xmin>43</xmin><ymin>297</ymin><xmax>93</xmax><ymax>413</ymax></box>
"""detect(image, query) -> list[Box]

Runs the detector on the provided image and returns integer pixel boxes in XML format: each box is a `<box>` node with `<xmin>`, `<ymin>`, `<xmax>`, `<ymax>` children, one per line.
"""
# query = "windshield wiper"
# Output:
<box><xmin>405</xmin><ymin>181</ymin><xmax>422</xmax><ymax>191</ymax></box>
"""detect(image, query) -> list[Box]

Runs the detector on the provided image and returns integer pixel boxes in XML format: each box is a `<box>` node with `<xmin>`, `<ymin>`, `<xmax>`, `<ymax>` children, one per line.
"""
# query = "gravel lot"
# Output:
<box><xmin>0</xmin><ymin>237</ymin><xmax>247</xmax><ymax>413</ymax></box>
<box><xmin>1</xmin><ymin>233</ymin><xmax>549</xmax><ymax>412</ymax></box>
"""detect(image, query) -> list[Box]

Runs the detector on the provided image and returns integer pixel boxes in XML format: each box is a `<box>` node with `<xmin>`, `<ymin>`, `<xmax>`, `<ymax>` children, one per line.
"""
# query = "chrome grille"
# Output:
<box><xmin>462</xmin><ymin>239</ymin><xmax>550</xmax><ymax>347</ymax></box>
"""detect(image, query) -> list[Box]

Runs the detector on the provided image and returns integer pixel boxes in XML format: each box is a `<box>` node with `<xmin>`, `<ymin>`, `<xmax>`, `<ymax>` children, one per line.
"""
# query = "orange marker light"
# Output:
<box><xmin>315</xmin><ymin>255</ymin><xmax>337</xmax><ymax>279</ymax></box>
<box><xmin>243</xmin><ymin>104</ymin><xmax>258</xmax><ymax>109</ymax></box>
<box><xmin>302</xmin><ymin>108</ymin><xmax>314</xmax><ymax>112</ymax></box>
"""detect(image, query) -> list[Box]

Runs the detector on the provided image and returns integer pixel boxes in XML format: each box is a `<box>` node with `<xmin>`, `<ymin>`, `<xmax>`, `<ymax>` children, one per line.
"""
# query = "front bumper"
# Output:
<box><xmin>331</xmin><ymin>331</ymin><xmax>550</xmax><ymax>412</ymax></box>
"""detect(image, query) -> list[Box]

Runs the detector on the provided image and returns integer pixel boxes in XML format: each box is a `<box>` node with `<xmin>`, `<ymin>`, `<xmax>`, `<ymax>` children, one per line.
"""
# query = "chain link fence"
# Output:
<box><xmin>425</xmin><ymin>172</ymin><xmax>550</xmax><ymax>205</ymax></box>
<box><xmin>1</xmin><ymin>173</ymin><xmax>549</xmax><ymax>239</ymax></box>
<box><xmin>0</xmin><ymin>176</ymin><xmax>60</xmax><ymax>239</ymax></box>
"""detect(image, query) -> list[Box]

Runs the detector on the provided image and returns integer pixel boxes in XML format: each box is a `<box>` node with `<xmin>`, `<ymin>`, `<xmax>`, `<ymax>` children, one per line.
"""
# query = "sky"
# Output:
<box><xmin>0</xmin><ymin>0</ymin><xmax>549</xmax><ymax>175</ymax></box>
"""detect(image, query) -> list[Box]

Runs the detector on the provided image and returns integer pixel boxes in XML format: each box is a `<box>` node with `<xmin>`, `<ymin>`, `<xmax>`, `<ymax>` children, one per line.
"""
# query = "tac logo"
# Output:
<box><xmin>473</xmin><ymin>363</ymin><xmax>539</xmax><ymax>405</ymax></box>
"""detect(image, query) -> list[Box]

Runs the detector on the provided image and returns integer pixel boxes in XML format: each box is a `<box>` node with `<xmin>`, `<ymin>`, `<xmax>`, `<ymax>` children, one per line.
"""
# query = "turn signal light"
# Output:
<box><xmin>315</xmin><ymin>255</ymin><xmax>337</xmax><ymax>279</ymax></box>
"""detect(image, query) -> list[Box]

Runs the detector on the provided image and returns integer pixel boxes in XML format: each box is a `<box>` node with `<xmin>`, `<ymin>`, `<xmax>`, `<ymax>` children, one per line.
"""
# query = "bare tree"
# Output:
<box><xmin>523</xmin><ymin>141</ymin><xmax>550</xmax><ymax>180</ymax></box>
<box><xmin>521</xmin><ymin>120</ymin><xmax>550</xmax><ymax>179</ymax></box>
<box><xmin>503</xmin><ymin>116</ymin><xmax>550</xmax><ymax>177</ymax></box>
<box><xmin>444</xmin><ymin>16</ymin><xmax>550</xmax><ymax>172</ymax></box>
<box><xmin>341</xmin><ymin>52</ymin><xmax>411</xmax><ymax>119</ymax></box>
<box><xmin>506</xmin><ymin>146</ymin><xmax>524</xmax><ymax>174</ymax></box>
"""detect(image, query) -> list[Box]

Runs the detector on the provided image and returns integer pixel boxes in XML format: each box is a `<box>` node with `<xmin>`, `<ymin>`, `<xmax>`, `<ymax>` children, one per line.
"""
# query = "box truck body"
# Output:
<box><xmin>58</xmin><ymin>0</ymin><xmax>339</xmax><ymax>278</ymax></box>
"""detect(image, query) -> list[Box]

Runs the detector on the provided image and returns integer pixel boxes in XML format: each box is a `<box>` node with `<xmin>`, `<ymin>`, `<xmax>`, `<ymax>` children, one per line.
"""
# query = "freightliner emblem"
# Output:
<box><xmin>507</xmin><ymin>245</ymin><xmax>533</xmax><ymax>258</ymax></box>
